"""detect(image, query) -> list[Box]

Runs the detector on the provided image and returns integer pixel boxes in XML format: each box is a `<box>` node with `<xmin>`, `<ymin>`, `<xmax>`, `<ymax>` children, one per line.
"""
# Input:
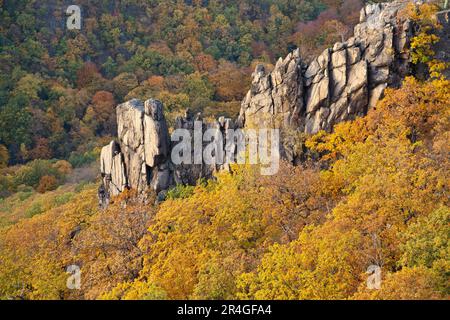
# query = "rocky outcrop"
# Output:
<box><xmin>237</xmin><ymin>0</ymin><xmax>414</xmax><ymax>156</ymax></box>
<box><xmin>434</xmin><ymin>9</ymin><xmax>450</xmax><ymax>79</ymax></box>
<box><xmin>99</xmin><ymin>99</ymin><xmax>173</xmax><ymax>206</ymax></box>
<box><xmin>99</xmin><ymin>1</ymin><xmax>426</xmax><ymax>204</ymax></box>
<box><xmin>99</xmin><ymin>99</ymin><xmax>237</xmax><ymax>206</ymax></box>
<box><xmin>237</xmin><ymin>51</ymin><xmax>304</xmax><ymax>129</ymax></box>
<box><xmin>171</xmin><ymin>110</ymin><xmax>236</xmax><ymax>186</ymax></box>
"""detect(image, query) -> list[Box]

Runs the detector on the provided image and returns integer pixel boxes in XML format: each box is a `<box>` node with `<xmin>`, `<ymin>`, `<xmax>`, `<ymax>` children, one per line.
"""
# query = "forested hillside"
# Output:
<box><xmin>0</xmin><ymin>0</ymin><xmax>363</xmax><ymax>166</ymax></box>
<box><xmin>0</xmin><ymin>0</ymin><xmax>448</xmax><ymax>300</ymax></box>
<box><xmin>1</xmin><ymin>74</ymin><xmax>448</xmax><ymax>300</ymax></box>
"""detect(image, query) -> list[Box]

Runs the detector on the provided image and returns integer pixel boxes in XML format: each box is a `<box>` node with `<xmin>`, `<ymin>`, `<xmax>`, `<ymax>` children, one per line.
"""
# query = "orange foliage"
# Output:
<box><xmin>37</xmin><ymin>175</ymin><xmax>58</xmax><ymax>193</ymax></box>
<box><xmin>209</xmin><ymin>61</ymin><xmax>250</xmax><ymax>101</ymax></box>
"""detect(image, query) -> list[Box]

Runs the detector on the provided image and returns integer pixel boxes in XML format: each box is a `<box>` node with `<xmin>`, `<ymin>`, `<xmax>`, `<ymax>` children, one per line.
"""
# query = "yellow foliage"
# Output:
<box><xmin>100</xmin><ymin>280</ymin><xmax>167</xmax><ymax>300</ymax></box>
<box><xmin>401</xmin><ymin>3</ymin><xmax>448</xmax><ymax>77</ymax></box>
<box><xmin>0</xmin><ymin>186</ymin><xmax>98</xmax><ymax>299</ymax></box>
<box><xmin>107</xmin><ymin>162</ymin><xmax>326</xmax><ymax>299</ymax></box>
<box><xmin>237</xmin><ymin>222</ymin><xmax>367</xmax><ymax>300</ymax></box>
<box><xmin>353</xmin><ymin>267</ymin><xmax>443</xmax><ymax>300</ymax></box>
<box><xmin>0</xmin><ymin>73</ymin><xmax>448</xmax><ymax>300</ymax></box>
<box><xmin>240</xmin><ymin>76</ymin><xmax>450</xmax><ymax>300</ymax></box>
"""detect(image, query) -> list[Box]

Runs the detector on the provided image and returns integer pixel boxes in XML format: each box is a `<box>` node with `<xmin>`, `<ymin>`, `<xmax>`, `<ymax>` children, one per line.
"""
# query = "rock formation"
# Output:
<box><xmin>237</xmin><ymin>0</ymin><xmax>414</xmax><ymax>161</ymax></box>
<box><xmin>99</xmin><ymin>99</ymin><xmax>237</xmax><ymax>206</ymax></box>
<box><xmin>99</xmin><ymin>0</ymin><xmax>430</xmax><ymax>204</ymax></box>
<box><xmin>434</xmin><ymin>9</ymin><xmax>450</xmax><ymax>79</ymax></box>
<box><xmin>99</xmin><ymin>99</ymin><xmax>173</xmax><ymax>206</ymax></box>
<box><xmin>171</xmin><ymin>110</ymin><xmax>238</xmax><ymax>186</ymax></box>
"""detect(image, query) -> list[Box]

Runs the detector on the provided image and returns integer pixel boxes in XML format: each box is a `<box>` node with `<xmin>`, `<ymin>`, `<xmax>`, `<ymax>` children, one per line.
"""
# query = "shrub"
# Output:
<box><xmin>25</xmin><ymin>202</ymin><xmax>43</xmax><ymax>218</ymax></box>
<box><xmin>53</xmin><ymin>160</ymin><xmax>73</xmax><ymax>176</ymax></box>
<box><xmin>36</xmin><ymin>175</ymin><xmax>58</xmax><ymax>193</ymax></box>
<box><xmin>0</xmin><ymin>144</ymin><xmax>8</xmax><ymax>169</ymax></box>
<box><xmin>13</xmin><ymin>160</ymin><xmax>60</xmax><ymax>189</ymax></box>
<box><xmin>0</xmin><ymin>175</ymin><xmax>12</xmax><ymax>198</ymax></box>
<box><xmin>68</xmin><ymin>150</ymin><xmax>98</xmax><ymax>168</ymax></box>
<box><xmin>166</xmin><ymin>184</ymin><xmax>195</xmax><ymax>200</ymax></box>
<box><xmin>18</xmin><ymin>191</ymin><xmax>34</xmax><ymax>202</ymax></box>
<box><xmin>53</xmin><ymin>192</ymin><xmax>75</xmax><ymax>206</ymax></box>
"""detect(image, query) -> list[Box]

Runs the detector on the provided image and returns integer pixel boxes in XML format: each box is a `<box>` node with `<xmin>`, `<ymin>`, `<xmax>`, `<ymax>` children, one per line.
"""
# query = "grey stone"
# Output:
<box><xmin>98</xmin><ymin>0</ymin><xmax>425</xmax><ymax>205</ymax></box>
<box><xmin>144</xmin><ymin>99</ymin><xmax>170</xmax><ymax>167</ymax></box>
<box><xmin>237</xmin><ymin>0</ymin><xmax>416</xmax><ymax>158</ymax></box>
<box><xmin>237</xmin><ymin>50</ymin><xmax>303</xmax><ymax>129</ymax></box>
<box><xmin>99</xmin><ymin>98</ymin><xmax>173</xmax><ymax>204</ymax></box>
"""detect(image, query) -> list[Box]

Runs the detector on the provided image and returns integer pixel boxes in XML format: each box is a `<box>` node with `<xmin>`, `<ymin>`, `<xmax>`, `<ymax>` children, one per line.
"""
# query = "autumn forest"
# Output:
<box><xmin>0</xmin><ymin>0</ymin><xmax>449</xmax><ymax>300</ymax></box>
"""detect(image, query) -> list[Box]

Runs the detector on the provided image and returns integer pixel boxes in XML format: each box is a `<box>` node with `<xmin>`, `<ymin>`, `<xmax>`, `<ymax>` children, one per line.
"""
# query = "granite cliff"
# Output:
<box><xmin>237</xmin><ymin>1</ymin><xmax>415</xmax><ymax>160</ymax></box>
<box><xmin>98</xmin><ymin>0</ymin><xmax>436</xmax><ymax>205</ymax></box>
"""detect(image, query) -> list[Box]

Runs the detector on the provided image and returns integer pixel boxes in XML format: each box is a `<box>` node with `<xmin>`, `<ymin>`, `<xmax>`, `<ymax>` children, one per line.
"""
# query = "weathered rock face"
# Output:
<box><xmin>237</xmin><ymin>50</ymin><xmax>304</xmax><ymax>129</ymax></box>
<box><xmin>99</xmin><ymin>1</ymin><xmax>427</xmax><ymax>204</ymax></box>
<box><xmin>434</xmin><ymin>10</ymin><xmax>450</xmax><ymax>79</ymax></box>
<box><xmin>99</xmin><ymin>100</ymin><xmax>237</xmax><ymax>206</ymax></box>
<box><xmin>170</xmin><ymin>110</ymin><xmax>213</xmax><ymax>186</ymax></box>
<box><xmin>238</xmin><ymin>0</ymin><xmax>414</xmax><ymax>146</ymax></box>
<box><xmin>99</xmin><ymin>140</ymin><xmax>126</xmax><ymax>198</ymax></box>
<box><xmin>99</xmin><ymin>98</ymin><xmax>172</xmax><ymax>206</ymax></box>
